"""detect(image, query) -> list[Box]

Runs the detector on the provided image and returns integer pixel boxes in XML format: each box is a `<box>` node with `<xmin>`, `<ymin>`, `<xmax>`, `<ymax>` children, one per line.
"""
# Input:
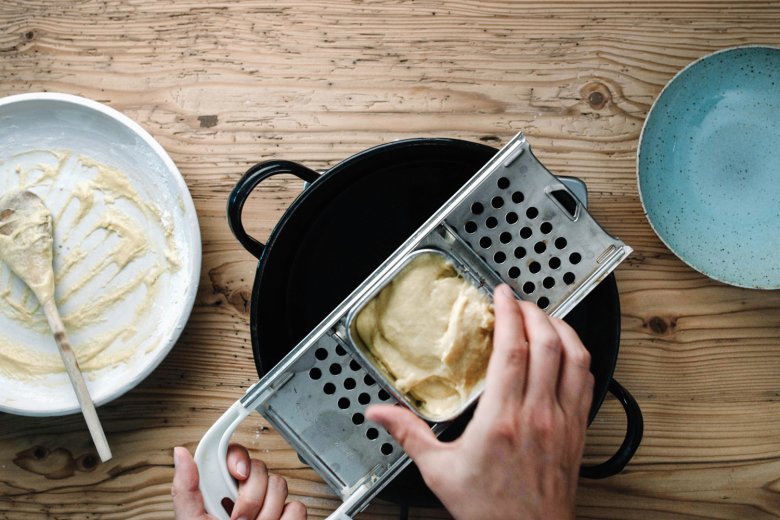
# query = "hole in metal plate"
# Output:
<box><xmin>550</xmin><ymin>188</ymin><xmax>578</xmax><ymax>218</ymax></box>
<box><xmin>306</xmin><ymin>340</ymin><xmax>399</xmax><ymax>459</ymax></box>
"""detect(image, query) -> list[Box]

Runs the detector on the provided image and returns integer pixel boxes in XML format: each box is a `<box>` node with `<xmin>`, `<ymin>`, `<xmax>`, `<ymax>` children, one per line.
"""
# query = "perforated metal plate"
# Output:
<box><xmin>246</xmin><ymin>333</ymin><xmax>404</xmax><ymax>498</ymax></box>
<box><xmin>444</xmin><ymin>142</ymin><xmax>626</xmax><ymax>316</ymax></box>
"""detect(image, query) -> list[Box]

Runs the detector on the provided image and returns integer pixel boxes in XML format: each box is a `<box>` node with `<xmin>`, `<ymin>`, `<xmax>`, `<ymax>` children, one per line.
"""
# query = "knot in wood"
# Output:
<box><xmin>648</xmin><ymin>316</ymin><xmax>669</xmax><ymax>334</ymax></box>
<box><xmin>77</xmin><ymin>453</ymin><xmax>98</xmax><ymax>471</ymax></box>
<box><xmin>14</xmin><ymin>446</ymin><xmax>78</xmax><ymax>479</ymax></box>
<box><xmin>581</xmin><ymin>81</ymin><xmax>611</xmax><ymax>110</ymax></box>
<box><xmin>589</xmin><ymin>91</ymin><xmax>605</xmax><ymax>106</ymax></box>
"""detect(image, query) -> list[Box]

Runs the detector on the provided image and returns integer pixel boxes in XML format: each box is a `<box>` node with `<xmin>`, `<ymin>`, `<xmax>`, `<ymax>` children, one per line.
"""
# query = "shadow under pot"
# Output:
<box><xmin>226</xmin><ymin>138</ymin><xmax>643</xmax><ymax>508</ymax></box>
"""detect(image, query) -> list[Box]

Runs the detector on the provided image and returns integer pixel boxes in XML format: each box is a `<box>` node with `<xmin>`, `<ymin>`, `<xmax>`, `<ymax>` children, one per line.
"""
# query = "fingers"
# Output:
<box><xmin>227</xmin><ymin>444</ymin><xmax>250</xmax><ymax>481</ymax></box>
<box><xmin>550</xmin><ymin>318</ymin><xmax>594</xmax><ymax>423</ymax></box>
<box><xmin>172</xmin><ymin>447</ymin><xmax>211</xmax><ymax>520</ymax></box>
<box><xmin>480</xmin><ymin>286</ymin><xmax>590</xmax><ymax>420</ymax></box>
<box><xmin>228</xmin><ymin>452</ymin><xmax>302</xmax><ymax>520</ymax></box>
<box><xmin>175</xmin><ymin>443</ymin><xmax>298</xmax><ymax>520</ymax></box>
<box><xmin>280</xmin><ymin>501</ymin><xmax>307</xmax><ymax>520</ymax></box>
<box><xmin>479</xmin><ymin>284</ymin><xmax>529</xmax><ymax>413</ymax></box>
<box><xmin>518</xmin><ymin>300</ymin><xmax>563</xmax><ymax>407</ymax></box>
<box><xmin>257</xmin><ymin>474</ymin><xmax>290</xmax><ymax>520</ymax></box>
<box><xmin>365</xmin><ymin>404</ymin><xmax>440</xmax><ymax>466</ymax></box>
<box><xmin>231</xmin><ymin>459</ymin><xmax>269</xmax><ymax>520</ymax></box>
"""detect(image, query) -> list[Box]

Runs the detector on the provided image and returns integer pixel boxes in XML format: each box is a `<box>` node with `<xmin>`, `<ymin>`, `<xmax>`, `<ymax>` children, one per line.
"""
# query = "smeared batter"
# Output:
<box><xmin>355</xmin><ymin>252</ymin><xmax>494</xmax><ymax>420</ymax></box>
<box><xmin>0</xmin><ymin>150</ymin><xmax>181</xmax><ymax>379</ymax></box>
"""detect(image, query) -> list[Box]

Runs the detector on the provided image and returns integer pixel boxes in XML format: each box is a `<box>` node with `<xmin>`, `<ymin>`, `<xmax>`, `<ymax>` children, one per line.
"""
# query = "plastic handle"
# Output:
<box><xmin>197</xmin><ymin>397</ymin><xmax>360</xmax><ymax>520</ymax></box>
<box><xmin>580</xmin><ymin>379</ymin><xmax>644</xmax><ymax>479</ymax></box>
<box><xmin>327</xmin><ymin>513</ymin><xmax>353</xmax><ymax>520</ymax></box>
<box><xmin>227</xmin><ymin>160</ymin><xmax>321</xmax><ymax>259</ymax></box>
<box><xmin>194</xmin><ymin>399</ymin><xmax>253</xmax><ymax>519</ymax></box>
<box><xmin>325</xmin><ymin>502</ymin><xmax>357</xmax><ymax>520</ymax></box>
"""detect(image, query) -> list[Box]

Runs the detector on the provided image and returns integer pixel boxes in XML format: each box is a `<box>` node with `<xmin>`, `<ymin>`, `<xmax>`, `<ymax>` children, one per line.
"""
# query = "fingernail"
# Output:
<box><xmin>173</xmin><ymin>447</ymin><xmax>183</xmax><ymax>468</ymax></box>
<box><xmin>497</xmin><ymin>284</ymin><xmax>512</xmax><ymax>298</ymax></box>
<box><xmin>236</xmin><ymin>460</ymin><xmax>247</xmax><ymax>478</ymax></box>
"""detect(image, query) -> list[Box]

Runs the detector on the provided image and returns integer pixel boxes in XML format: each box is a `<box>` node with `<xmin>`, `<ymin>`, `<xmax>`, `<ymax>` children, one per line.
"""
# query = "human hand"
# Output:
<box><xmin>172</xmin><ymin>445</ymin><xmax>307</xmax><ymax>520</ymax></box>
<box><xmin>366</xmin><ymin>284</ymin><xmax>594</xmax><ymax>520</ymax></box>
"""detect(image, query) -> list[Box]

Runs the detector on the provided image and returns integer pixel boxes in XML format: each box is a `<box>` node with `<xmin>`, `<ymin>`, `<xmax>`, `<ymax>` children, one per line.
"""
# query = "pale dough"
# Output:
<box><xmin>355</xmin><ymin>252</ymin><xmax>494</xmax><ymax>420</ymax></box>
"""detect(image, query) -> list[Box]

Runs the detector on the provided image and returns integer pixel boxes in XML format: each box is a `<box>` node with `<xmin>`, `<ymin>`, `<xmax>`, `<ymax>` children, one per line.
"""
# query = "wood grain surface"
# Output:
<box><xmin>2</xmin><ymin>1</ymin><xmax>780</xmax><ymax>518</ymax></box>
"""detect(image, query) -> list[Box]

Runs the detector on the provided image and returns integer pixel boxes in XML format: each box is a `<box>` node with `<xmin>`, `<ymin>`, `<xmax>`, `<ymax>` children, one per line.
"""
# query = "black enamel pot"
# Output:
<box><xmin>227</xmin><ymin>138</ymin><xmax>643</xmax><ymax>507</ymax></box>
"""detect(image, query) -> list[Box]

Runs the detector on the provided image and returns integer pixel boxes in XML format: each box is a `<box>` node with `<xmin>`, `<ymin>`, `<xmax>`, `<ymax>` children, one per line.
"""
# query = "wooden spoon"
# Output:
<box><xmin>0</xmin><ymin>189</ymin><xmax>112</xmax><ymax>462</ymax></box>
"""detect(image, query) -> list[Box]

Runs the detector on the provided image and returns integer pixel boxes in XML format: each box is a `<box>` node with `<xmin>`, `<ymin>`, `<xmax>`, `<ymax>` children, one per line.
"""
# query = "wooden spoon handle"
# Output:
<box><xmin>42</xmin><ymin>299</ymin><xmax>112</xmax><ymax>462</ymax></box>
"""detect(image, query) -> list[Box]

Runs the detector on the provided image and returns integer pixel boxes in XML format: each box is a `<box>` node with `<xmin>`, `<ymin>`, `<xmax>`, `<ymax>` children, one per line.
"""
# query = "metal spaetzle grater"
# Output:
<box><xmin>195</xmin><ymin>132</ymin><xmax>632</xmax><ymax>520</ymax></box>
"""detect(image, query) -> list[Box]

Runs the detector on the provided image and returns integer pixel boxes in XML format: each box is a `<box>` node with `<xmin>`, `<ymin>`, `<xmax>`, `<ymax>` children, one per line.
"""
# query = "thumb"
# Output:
<box><xmin>366</xmin><ymin>404</ymin><xmax>441</xmax><ymax>465</ymax></box>
<box><xmin>172</xmin><ymin>446</ymin><xmax>213</xmax><ymax>519</ymax></box>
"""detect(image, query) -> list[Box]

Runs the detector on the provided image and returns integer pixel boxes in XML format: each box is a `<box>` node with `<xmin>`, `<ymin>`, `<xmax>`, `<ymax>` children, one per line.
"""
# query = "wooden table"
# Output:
<box><xmin>2</xmin><ymin>1</ymin><xmax>780</xmax><ymax>518</ymax></box>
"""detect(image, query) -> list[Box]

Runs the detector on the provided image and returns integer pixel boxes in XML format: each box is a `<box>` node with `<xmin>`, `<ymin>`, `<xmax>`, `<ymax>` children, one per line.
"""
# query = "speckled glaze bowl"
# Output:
<box><xmin>638</xmin><ymin>46</ymin><xmax>780</xmax><ymax>289</ymax></box>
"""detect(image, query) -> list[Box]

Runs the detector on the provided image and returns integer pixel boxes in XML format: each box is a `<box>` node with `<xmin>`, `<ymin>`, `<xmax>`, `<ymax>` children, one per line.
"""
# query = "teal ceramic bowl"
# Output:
<box><xmin>638</xmin><ymin>46</ymin><xmax>780</xmax><ymax>289</ymax></box>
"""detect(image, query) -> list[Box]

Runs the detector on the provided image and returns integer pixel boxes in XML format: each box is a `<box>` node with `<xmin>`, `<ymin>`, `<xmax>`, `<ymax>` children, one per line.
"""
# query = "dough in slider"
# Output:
<box><xmin>355</xmin><ymin>252</ymin><xmax>494</xmax><ymax>420</ymax></box>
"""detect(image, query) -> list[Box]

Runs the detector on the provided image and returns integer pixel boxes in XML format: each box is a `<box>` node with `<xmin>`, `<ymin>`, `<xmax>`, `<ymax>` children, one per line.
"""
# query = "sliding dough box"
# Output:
<box><xmin>346</xmin><ymin>247</ymin><xmax>494</xmax><ymax>423</ymax></box>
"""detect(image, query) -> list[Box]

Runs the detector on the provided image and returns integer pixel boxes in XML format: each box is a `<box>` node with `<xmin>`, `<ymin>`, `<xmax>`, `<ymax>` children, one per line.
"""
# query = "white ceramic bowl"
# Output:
<box><xmin>0</xmin><ymin>93</ymin><xmax>201</xmax><ymax>416</ymax></box>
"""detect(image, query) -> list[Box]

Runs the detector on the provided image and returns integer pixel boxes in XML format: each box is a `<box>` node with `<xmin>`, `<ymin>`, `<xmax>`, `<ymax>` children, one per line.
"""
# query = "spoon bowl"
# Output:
<box><xmin>0</xmin><ymin>190</ymin><xmax>56</xmax><ymax>304</ymax></box>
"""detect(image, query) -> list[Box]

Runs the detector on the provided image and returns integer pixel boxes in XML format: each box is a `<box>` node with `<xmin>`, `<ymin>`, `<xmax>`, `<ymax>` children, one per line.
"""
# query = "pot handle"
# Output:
<box><xmin>227</xmin><ymin>160</ymin><xmax>321</xmax><ymax>259</ymax></box>
<box><xmin>579</xmin><ymin>379</ymin><xmax>643</xmax><ymax>479</ymax></box>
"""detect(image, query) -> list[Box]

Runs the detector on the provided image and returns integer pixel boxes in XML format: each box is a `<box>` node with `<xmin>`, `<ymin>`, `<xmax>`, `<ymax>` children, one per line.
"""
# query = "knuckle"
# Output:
<box><xmin>502</xmin><ymin>340</ymin><xmax>528</xmax><ymax>366</ymax></box>
<box><xmin>286</xmin><ymin>501</ymin><xmax>307</xmax><ymax>518</ymax></box>
<box><xmin>495</xmin><ymin>423</ymin><xmax>517</xmax><ymax>443</ymax></box>
<box><xmin>239</xmin><ymin>495</ymin><xmax>264</xmax><ymax>510</ymax></box>
<box><xmin>392</xmin><ymin>422</ymin><xmax>419</xmax><ymax>451</ymax></box>
<box><xmin>529</xmin><ymin>409</ymin><xmax>556</xmax><ymax>439</ymax></box>
<box><xmin>581</xmin><ymin>348</ymin><xmax>592</xmax><ymax>366</ymax></box>
<box><xmin>487</xmin><ymin>418</ymin><xmax>520</xmax><ymax>444</ymax></box>
<box><xmin>572</xmin><ymin>347</ymin><xmax>591</xmax><ymax>369</ymax></box>
<box><xmin>518</xmin><ymin>300</ymin><xmax>541</xmax><ymax>315</ymax></box>
<box><xmin>269</xmin><ymin>474</ymin><xmax>288</xmax><ymax>495</ymax></box>
<box><xmin>392</xmin><ymin>423</ymin><xmax>411</xmax><ymax>446</ymax></box>
<box><xmin>538</xmin><ymin>335</ymin><xmax>561</xmax><ymax>355</ymax></box>
<box><xmin>251</xmin><ymin>458</ymin><xmax>268</xmax><ymax>475</ymax></box>
<box><xmin>552</xmin><ymin>315</ymin><xmax>575</xmax><ymax>334</ymax></box>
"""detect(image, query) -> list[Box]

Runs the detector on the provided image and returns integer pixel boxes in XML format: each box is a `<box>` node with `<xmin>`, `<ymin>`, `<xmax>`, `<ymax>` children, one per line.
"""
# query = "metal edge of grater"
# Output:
<box><xmin>194</xmin><ymin>132</ymin><xmax>632</xmax><ymax>520</ymax></box>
